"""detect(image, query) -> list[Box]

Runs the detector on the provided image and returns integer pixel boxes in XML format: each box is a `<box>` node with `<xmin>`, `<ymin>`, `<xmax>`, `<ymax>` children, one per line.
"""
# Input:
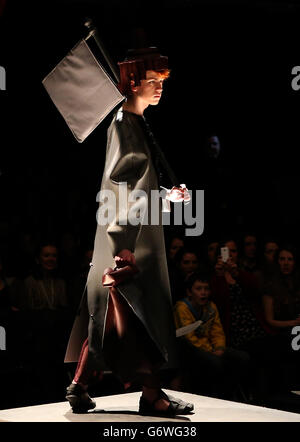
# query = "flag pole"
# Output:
<box><xmin>84</xmin><ymin>18</ymin><xmax>120</xmax><ymax>84</ymax></box>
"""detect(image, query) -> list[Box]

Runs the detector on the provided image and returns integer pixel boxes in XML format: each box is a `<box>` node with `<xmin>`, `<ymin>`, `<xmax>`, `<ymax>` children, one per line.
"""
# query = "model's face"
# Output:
<box><xmin>188</xmin><ymin>280</ymin><xmax>210</xmax><ymax>307</ymax></box>
<box><xmin>278</xmin><ymin>250</ymin><xmax>295</xmax><ymax>275</ymax></box>
<box><xmin>134</xmin><ymin>70</ymin><xmax>164</xmax><ymax>106</ymax></box>
<box><xmin>38</xmin><ymin>246</ymin><xmax>58</xmax><ymax>272</ymax></box>
<box><xmin>264</xmin><ymin>241</ymin><xmax>279</xmax><ymax>263</ymax></box>
<box><xmin>179</xmin><ymin>252</ymin><xmax>199</xmax><ymax>276</ymax></box>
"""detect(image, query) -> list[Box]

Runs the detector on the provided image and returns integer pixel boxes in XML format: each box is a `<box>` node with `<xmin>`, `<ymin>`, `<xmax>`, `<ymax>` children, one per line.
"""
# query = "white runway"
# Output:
<box><xmin>0</xmin><ymin>389</ymin><xmax>300</xmax><ymax>422</ymax></box>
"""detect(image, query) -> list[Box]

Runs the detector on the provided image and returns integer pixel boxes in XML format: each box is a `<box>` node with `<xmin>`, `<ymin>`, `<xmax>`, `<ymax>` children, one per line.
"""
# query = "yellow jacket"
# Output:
<box><xmin>174</xmin><ymin>298</ymin><xmax>226</xmax><ymax>353</ymax></box>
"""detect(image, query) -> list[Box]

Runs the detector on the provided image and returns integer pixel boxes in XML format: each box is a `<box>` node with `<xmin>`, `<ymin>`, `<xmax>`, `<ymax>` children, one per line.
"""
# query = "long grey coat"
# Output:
<box><xmin>65</xmin><ymin>107</ymin><xmax>178</xmax><ymax>374</ymax></box>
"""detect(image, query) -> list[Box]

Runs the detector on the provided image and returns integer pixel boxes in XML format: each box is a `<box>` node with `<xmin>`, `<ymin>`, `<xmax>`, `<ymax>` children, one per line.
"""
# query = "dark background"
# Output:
<box><xmin>1</xmin><ymin>0</ymin><xmax>300</xmax><ymax>262</ymax></box>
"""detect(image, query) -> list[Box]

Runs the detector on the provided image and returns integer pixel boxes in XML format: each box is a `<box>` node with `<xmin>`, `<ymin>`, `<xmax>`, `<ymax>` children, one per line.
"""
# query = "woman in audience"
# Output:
<box><xmin>210</xmin><ymin>238</ymin><xmax>267</xmax><ymax>347</ymax></box>
<box><xmin>261</xmin><ymin>244</ymin><xmax>300</xmax><ymax>393</ymax></box>
<box><xmin>170</xmin><ymin>247</ymin><xmax>200</xmax><ymax>304</ymax></box>
<box><xmin>11</xmin><ymin>240</ymin><xmax>70</xmax><ymax>401</ymax></box>
<box><xmin>256</xmin><ymin>237</ymin><xmax>280</xmax><ymax>288</ymax></box>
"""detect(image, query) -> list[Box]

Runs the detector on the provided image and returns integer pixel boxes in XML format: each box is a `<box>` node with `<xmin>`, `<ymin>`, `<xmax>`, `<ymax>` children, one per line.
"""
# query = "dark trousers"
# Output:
<box><xmin>178</xmin><ymin>339</ymin><xmax>250</xmax><ymax>399</ymax></box>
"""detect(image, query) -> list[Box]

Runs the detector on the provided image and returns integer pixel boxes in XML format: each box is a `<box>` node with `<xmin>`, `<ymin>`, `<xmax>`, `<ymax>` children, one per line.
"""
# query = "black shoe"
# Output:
<box><xmin>65</xmin><ymin>383</ymin><xmax>96</xmax><ymax>413</ymax></box>
<box><xmin>139</xmin><ymin>390</ymin><xmax>194</xmax><ymax>417</ymax></box>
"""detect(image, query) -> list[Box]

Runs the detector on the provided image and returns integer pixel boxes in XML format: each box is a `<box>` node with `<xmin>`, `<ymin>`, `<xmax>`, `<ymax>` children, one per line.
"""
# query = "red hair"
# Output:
<box><xmin>118</xmin><ymin>47</ymin><xmax>169</xmax><ymax>96</ymax></box>
<box><xmin>156</xmin><ymin>69</ymin><xmax>171</xmax><ymax>80</ymax></box>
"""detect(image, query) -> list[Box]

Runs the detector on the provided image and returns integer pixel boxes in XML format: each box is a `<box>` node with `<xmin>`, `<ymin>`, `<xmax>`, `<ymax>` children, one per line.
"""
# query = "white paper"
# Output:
<box><xmin>176</xmin><ymin>320</ymin><xmax>203</xmax><ymax>337</ymax></box>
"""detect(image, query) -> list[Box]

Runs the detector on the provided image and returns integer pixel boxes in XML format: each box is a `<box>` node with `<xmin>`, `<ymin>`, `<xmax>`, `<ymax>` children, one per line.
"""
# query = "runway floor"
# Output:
<box><xmin>0</xmin><ymin>389</ymin><xmax>300</xmax><ymax>422</ymax></box>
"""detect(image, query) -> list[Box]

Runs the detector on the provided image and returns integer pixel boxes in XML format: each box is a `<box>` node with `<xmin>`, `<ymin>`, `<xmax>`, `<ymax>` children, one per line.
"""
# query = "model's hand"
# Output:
<box><xmin>115</xmin><ymin>249</ymin><xmax>136</xmax><ymax>267</ymax></box>
<box><xmin>163</xmin><ymin>184</ymin><xmax>191</xmax><ymax>204</ymax></box>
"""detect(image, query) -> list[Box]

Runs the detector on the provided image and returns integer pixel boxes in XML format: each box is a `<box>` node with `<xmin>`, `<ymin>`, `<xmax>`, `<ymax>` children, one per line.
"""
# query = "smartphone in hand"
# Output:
<box><xmin>220</xmin><ymin>246</ymin><xmax>229</xmax><ymax>262</ymax></box>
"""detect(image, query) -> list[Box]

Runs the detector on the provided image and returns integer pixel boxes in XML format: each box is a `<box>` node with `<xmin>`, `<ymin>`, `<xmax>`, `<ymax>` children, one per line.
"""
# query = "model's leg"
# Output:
<box><xmin>139</xmin><ymin>374</ymin><xmax>194</xmax><ymax>415</ymax></box>
<box><xmin>66</xmin><ymin>338</ymin><xmax>101</xmax><ymax>412</ymax></box>
<box><xmin>72</xmin><ymin>338</ymin><xmax>104</xmax><ymax>387</ymax></box>
<box><xmin>104</xmin><ymin>288</ymin><xmax>193</xmax><ymax>415</ymax></box>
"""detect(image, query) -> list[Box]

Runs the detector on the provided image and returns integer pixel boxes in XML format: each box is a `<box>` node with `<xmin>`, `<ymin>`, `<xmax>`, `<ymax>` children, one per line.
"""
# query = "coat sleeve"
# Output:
<box><xmin>101</xmin><ymin>116</ymin><xmax>149</xmax><ymax>258</ymax></box>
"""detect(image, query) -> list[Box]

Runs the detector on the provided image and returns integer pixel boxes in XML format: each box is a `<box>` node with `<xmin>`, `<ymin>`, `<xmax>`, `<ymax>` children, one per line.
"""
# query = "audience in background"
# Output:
<box><xmin>199</xmin><ymin>237</ymin><xmax>220</xmax><ymax>277</ymax></box>
<box><xmin>174</xmin><ymin>272</ymin><xmax>250</xmax><ymax>400</ymax></box>
<box><xmin>261</xmin><ymin>244</ymin><xmax>300</xmax><ymax>393</ymax></box>
<box><xmin>170</xmin><ymin>247</ymin><xmax>200</xmax><ymax>304</ymax></box>
<box><xmin>239</xmin><ymin>232</ymin><xmax>260</xmax><ymax>276</ymax></box>
<box><xmin>167</xmin><ymin>234</ymin><xmax>185</xmax><ymax>262</ymax></box>
<box><xmin>8</xmin><ymin>240</ymin><xmax>72</xmax><ymax>404</ymax></box>
<box><xmin>11</xmin><ymin>241</ymin><xmax>67</xmax><ymax>311</ymax></box>
<box><xmin>1</xmin><ymin>208</ymin><xmax>300</xmax><ymax>411</ymax></box>
<box><xmin>258</xmin><ymin>237</ymin><xmax>280</xmax><ymax>285</ymax></box>
<box><xmin>210</xmin><ymin>238</ymin><xmax>267</xmax><ymax>348</ymax></box>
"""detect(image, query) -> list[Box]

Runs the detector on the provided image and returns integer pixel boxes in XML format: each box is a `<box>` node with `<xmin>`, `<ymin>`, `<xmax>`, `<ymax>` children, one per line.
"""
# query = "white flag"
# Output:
<box><xmin>42</xmin><ymin>39</ymin><xmax>124</xmax><ymax>142</ymax></box>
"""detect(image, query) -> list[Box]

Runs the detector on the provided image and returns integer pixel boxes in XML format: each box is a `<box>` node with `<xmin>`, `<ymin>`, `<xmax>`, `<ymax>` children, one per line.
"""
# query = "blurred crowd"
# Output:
<box><xmin>167</xmin><ymin>230</ymin><xmax>300</xmax><ymax>407</ymax></box>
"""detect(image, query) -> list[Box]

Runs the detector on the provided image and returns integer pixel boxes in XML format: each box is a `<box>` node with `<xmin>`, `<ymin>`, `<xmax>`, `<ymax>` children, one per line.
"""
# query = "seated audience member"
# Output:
<box><xmin>263</xmin><ymin>244</ymin><xmax>300</xmax><ymax>330</ymax></box>
<box><xmin>261</xmin><ymin>244</ymin><xmax>300</xmax><ymax>393</ymax></box>
<box><xmin>210</xmin><ymin>238</ymin><xmax>267</xmax><ymax>348</ymax></box>
<box><xmin>170</xmin><ymin>247</ymin><xmax>200</xmax><ymax>304</ymax></box>
<box><xmin>167</xmin><ymin>233</ymin><xmax>185</xmax><ymax>263</ymax></box>
<box><xmin>239</xmin><ymin>232</ymin><xmax>261</xmax><ymax>277</ymax></box>
<box><xmin>10</xmin><ymin>240</ymin><xmax>71</xmax><ymax>401</ymax></box>
<box><xmin>14</xmin><ymin>241</ymin><xmax>68</xmax><ymax>311</ymax></box>
<box><xmin>199</xmin><ymin>237</ymin><xmax>220</xmax><ymax>277</ymax></box>
<box><xmin>258</xmin><ymin>237</ymin><xmax>279</xmax><ymax>285</ymax></box>
<box><xmin>173</xmin><ymin>272</ymin><xmax>250</xmax><ymax>400</ymax></box>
